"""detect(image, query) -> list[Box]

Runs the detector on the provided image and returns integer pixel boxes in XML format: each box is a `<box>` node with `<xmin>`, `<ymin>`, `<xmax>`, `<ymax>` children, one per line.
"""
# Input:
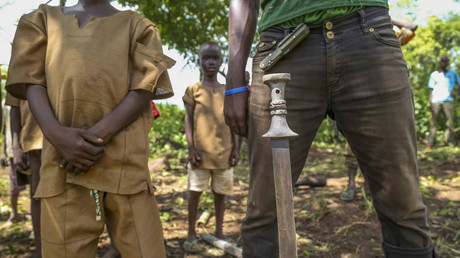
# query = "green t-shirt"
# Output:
<box><xmin>259</xmin><ymin>0</ymin><xmax>389</xmax><ymax>32</ymax></box>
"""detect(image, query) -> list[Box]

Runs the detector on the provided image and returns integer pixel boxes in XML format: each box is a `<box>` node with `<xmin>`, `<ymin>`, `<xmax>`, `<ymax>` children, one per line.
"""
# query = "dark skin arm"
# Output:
<box><xmin>26</xmin><ymin>84</ymin><xmax>104</xmax><ymax>171</ymax></box>
<box><xmin>88</xmin><ymin>89</ymin><xmax>155</xmax><ymax>142</ymax></box>
<box><xmin>60</xmin><ymin>89</ymin><xmax>157</xmax><ymax>172</ymax></box>
<box><xmin>224</xmin><ymin>0</ymin><xmax>259</xmax><ymax>137</ymax></box>
<box><xmin>10</xmin><ymin>106</ymin><xmax>29</xmax><ymax>171</ymax></box>
<box><xmin>229</xmin><ymin>133</ymin><xmax>240</xmax><ymax>167</ymax></box>
<box><xmin>184</xmin><ymin>102</ymin><xmax>201</xmax><ymax>167</ymax></box>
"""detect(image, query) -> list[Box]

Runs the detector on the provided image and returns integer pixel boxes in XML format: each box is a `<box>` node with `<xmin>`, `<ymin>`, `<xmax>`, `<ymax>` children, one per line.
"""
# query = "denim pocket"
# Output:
<box><xmin>370</xmin><ymin>27</ymin><xmax>401</xmax><ymax>48</ymax></box>
<box><xmin>366</xmin><ymin>15</ymin><xmax>401</xmax><ymax>48</ymax></box>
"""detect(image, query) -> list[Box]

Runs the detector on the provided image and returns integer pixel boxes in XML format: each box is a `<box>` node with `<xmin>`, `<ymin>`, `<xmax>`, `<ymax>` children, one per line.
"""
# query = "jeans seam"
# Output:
<box><xmin>358</xmin><ymin>9</ymin><xmax>369</xmax><ymax>33</ymax></box>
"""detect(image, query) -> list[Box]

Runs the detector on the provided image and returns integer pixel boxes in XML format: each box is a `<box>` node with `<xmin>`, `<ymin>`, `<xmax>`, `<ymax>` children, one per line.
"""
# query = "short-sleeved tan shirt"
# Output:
<box><xmin>6</xmin><ymin>5</ymin><xmax>175</xmax><ymax>198</ymax></box>
<box><xmin>183</xmin><ymin>82</ymin><xmax>232</xmax><ymax>170</ymax></box>
<box><xmin>5</xmin><ymin>93</ymin><xmax>43</xmax><ymax>153</ymax></box>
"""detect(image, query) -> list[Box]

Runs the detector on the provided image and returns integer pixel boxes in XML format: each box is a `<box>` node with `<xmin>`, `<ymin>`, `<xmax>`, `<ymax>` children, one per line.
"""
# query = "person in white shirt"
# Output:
<box><xmin>427</xmin><ymin>56</ymin><xmax>460</xmax><ymax>148</ymax></box>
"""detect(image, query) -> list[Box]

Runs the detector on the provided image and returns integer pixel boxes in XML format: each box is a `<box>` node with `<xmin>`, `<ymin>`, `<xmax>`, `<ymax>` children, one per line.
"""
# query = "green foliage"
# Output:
<box><xmin>418</xmin><ymin>145</ymin><xmax>460</xmax><ymax>162</ymax></box>
<box><xmin>159</xmin><ymin>211</ymin><xmax>175</xmax><ymax>222</ymax></box>
<box><xmin>149</xmin><ymin>103</ymin><xmax>187</xmax><ymax>165</ymax></box>
<box><xmin>1</xmin><ymin>65</ymin><xmax>7</xmax><ymax>99</ymax></box>
<box><xmin>117</xmin><ymin>0</ymin><xmax>229</xmax><ymax>64</ymax></box>
<box><xmin>197</xmin><ymin>191</ymin><xmax>214</xmax><ymax>210</ymax></box>
<box><xmin>311</xmin><ymin>118</ymin><xmax>339</xmax><ymax>145</ymax></box>
<box><xmin>402</xmin><ymin>14</ymin><xmax>460</xmax><ymax>141</ymax></box>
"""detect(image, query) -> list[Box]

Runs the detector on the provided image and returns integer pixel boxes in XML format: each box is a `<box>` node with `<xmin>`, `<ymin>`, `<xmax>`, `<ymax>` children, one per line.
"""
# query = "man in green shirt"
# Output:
<box><xmin>225</xmin><ymin>0</ymin><xmax>434</xmax><ymax>257</ymax></box>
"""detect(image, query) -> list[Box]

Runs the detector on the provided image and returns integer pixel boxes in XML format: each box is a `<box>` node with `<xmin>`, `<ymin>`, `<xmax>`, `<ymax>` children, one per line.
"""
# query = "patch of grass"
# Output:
<box><xmin>434</xmin><ymin>236</ymin><xmax>460</xmax><ymax>257</ymax></box>
<box><xmin>335</xmin><ymin>221</ymin><xmax>370</xmax><ymax>235</ymax></box>
<box><xmin>359</xmin><ymin>187</ymin><xmax>375</xmax><ymax>217</ymax></box>
<box><xmin>432</xmin><ymin>201</ymin><xmax>460</xmax><ymax>219</ymax></box>
<box><xmin>159</xmin><ymin>211</ymin><xmax>176</xmax><ymax>223</ymax></box>
<box><xmin>299</xmin><ymin>189</ymin><xmax>334</xmax><ymax>222</ymax></box>
<box><xmin>0</xmin><ymin>178</ymin><xmax>9</xmax><ymax>198</ymax></box>
<box><xmin>197</xmin><ymin>191</ymin><xmax>214</xmax><ymax>211</ymax></box>
<box><xmin>418</xmin><ymin>146</ymin><xmax>460</xmax><ymax>161</ymax></box>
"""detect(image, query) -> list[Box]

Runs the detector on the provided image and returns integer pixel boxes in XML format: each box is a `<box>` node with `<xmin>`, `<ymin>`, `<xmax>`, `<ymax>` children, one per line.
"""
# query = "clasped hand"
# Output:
<box><xmin>49</xmin><ymin>125</ymin><xmax>105</xmax><ymax>175</ymax></box>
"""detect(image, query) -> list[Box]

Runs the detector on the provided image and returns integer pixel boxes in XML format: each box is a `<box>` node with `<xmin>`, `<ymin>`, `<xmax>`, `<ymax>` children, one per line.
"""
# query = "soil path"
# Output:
<box><xmin>1</xmin><ymin>146</ymin><xmax>459</xmax><ymax>257</ymax></box>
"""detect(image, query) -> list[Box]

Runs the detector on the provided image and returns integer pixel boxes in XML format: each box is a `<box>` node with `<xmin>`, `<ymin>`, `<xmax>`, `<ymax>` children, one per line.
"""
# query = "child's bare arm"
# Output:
<box><xmin>229</xmin><ymin>133</ymin><xmax>240</xmax><ymax>167</ymax></box>
<box><xmin>10</xmin><ymin>106</ymin><xmax>29</xmax><ymax>171</ymax></box>
<box><xmin>88</xmin><ymin>89</ymin><xmax>154</xmax><ymax>143</ymax></box>
<box><xmin>26</xmin><ymin>84</ymin><xmax>104</xmax><ymax>171</ymax></box>
<box><xmin>60</xmin><ymin>89</ymin><xmax>156</xmax><ymax>173</ymax></box>
<box><xmin>184</xmin><ymin>102</ymin><xmax>201</xmax><ymax>166</ymax></box>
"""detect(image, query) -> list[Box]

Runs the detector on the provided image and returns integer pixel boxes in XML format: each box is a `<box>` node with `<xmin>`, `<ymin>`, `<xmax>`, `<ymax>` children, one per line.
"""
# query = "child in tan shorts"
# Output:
<box><xmin>182</xmin><ymin>41</ymin><xmax>239</xmax><ymax>253</ymax></box>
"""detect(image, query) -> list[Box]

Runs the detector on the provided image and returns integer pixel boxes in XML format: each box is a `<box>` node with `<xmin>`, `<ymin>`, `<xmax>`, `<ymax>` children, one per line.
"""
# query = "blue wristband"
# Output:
<box><xmin>224</xmin><ymin>86</ymin><xmax>250</xmax><ymax>96</ymax></box>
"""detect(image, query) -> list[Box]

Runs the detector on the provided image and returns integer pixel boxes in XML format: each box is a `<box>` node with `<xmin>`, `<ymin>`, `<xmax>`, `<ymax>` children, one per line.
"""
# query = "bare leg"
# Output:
<box><xmin>28</xmin><ymin>150</ymin><xmax>41</xmax><ymax>258</ymax></box>
<box><xmin>341</xmin><ymin>144</ymin><xmax>358</xmax><ymax>201</ymax></box>
<box><xmin>341</xmin><ymin>163</ymin><xmax>358</xmax><ymax>201</ymax></box>
<box><xmin>346</xmin><ymin>164</ymin><xmax>358</xmax><ymax>191</ymax></box>
<box><xmin>5</xmin><ymin>160</ymin><xmax>24</xmax><ymax>225</ymax></box>
<box><xmin>186</xmin><ymin>191</ymin><xmax>202</xmax><ymax>241</ymax></box>
<box><xmin>4</xmin><ymin>193</ymin><xmax>20</xmax><ymax>225</ymax></box>
<box><xmin>213</xmin><ymin>191</ymin><xmax>225</xmax><ymax>239</ymax></box>
<box><xmin>102</xmin><ymin>222</ymin><xmax>121</xmax><ymax>258</ymax></box>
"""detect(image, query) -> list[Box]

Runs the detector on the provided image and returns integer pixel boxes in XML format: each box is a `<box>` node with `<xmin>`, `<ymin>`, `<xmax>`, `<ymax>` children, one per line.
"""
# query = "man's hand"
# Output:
<box><xmin>188</xmin><ymin>147</ymin><xmax>202</xmax><ymax>167</ymax></box>
<box><xmin>12</xmin><ymin>146</ymin><xmax>29</xmax><ymax>171</ymax></box>
<box><xmin>49</xmin><ymin>126</ymin><xmax>104</xmax><ymax>172</ymax></box>
<box><xmin>224</xmin><ymin>92</ymin><xmax>249</xmax><ymax>136</ymax></box>
<box><xmin>229</xmin><ymin>147</ymin><xmax>239</xmax><ymax>167</ymax></box>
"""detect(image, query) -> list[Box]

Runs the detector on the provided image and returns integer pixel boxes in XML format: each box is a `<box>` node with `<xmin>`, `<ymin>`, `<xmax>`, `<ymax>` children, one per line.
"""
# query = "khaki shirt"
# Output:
<box><xmin>183</xmin><ymin>82</ymin><xmax>232</xmax><ymax>169</ymax></box>
<box><xmin>6</xmin><ymin>5</ymin><xmax>175</xmax><ymax>198</ymax></box>
<box><xmin>5</xmin><ymin>94</ymin><xmax>43</xmax><ymax>153</ymax></box>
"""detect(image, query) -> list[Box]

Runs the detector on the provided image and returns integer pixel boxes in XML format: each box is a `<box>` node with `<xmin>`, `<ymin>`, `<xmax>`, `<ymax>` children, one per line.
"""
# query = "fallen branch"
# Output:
<box><xmin>197</xmin><ymin>210</ymin><xmax>212</xmax><ymax>227</ymax></box>
<box><xmin>200</xmin><ymin>233</ymin><xmax>242</xmax><ymax>258</ymax></box>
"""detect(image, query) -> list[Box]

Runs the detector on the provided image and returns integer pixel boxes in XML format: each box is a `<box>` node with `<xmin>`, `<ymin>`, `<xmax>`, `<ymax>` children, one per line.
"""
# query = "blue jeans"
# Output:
<box><xmin>244</xmin><ymin>7</ymin><xmax>434</xmax><ymax>258</ymax></box>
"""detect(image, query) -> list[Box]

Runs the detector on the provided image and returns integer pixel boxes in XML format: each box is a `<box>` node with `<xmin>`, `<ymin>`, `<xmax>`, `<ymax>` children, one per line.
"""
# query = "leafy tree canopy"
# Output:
<box><xmin>402</xmin><ymin>13</ymin><xmax>460</xmax><ymax>139</ymax></box>
<box><xmin>117</xmin><ymin>0</ymin><xmax>229</xmax><ymax>65</ymax></box>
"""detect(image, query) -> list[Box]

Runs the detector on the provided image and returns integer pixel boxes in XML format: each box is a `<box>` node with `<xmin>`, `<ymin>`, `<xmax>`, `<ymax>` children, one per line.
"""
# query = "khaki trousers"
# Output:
<box><xmin>41</xmin><ymin>184</ymin><xmax>166</xmax><ymax>258</ymax></box>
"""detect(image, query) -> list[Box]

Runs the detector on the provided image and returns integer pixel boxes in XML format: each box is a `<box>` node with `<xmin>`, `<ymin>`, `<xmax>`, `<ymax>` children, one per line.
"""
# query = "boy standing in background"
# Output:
<box><xmin>5</xmin><ymin>93</ymin><xmax>43</xmax><ymax>257</ymax></box>
<box><xmin>1</xmin><ymin>74</ymin><xmax>27</xmax><ymax>229</ymax></box>
<box><xmin>183</xmin><ymin>41</ymin><xmax>239</xmax><ymax>253</ymax></box>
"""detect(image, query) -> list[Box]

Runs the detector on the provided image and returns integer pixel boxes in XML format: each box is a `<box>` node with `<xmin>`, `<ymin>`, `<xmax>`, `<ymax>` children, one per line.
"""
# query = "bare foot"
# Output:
<box><xmin>102</xmin><ymin>244</ymin><xmax>121</xmax><ymax>258</ymax></box>
<box><xmin>1</xmin><ymin>215</ymin><xmax>20</xmax><ymax>228</ymax></box>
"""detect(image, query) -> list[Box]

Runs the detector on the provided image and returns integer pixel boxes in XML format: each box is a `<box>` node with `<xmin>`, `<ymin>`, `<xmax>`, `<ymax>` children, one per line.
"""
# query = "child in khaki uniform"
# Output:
<box><xmin>182</xmin><ymin>42</ymin><xmax>239</xmax><ymax>253</ymax></box>
<box><xmin>5</xmin><ymin>93</ymin><xmax>43</xmax><ymax>257</ymax></box>
<box><xmin>1</xmin><ymin>103</ymin><xmax>27</xmax><ymax>228</ymax></box>
<box><xmin>6</xmin><ymin>1</ymin><xmax>175</xmax><ymax>257</ymax></box>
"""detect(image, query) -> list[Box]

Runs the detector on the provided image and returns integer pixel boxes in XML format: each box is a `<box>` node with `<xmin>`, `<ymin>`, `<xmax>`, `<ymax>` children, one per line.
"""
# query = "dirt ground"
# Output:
<box><xmin>0</xmin><ymin>144</ymin><xmax>459</xmax><ymax>257</ymax></box>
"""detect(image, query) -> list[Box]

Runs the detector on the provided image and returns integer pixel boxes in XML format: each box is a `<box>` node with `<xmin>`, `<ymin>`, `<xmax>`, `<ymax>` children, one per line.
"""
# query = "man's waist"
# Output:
<box><xmin>268</xmin><ymin>7</ymin><xmax>388</xmax><ymax>34</ymax></box>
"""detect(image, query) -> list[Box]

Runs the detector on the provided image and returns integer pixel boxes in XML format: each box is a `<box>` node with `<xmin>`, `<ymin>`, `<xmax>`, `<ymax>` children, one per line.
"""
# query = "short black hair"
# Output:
<box><xmin>440</xmin><ymin>55</ymin><xmax>450</xmax><ymax>62</ymax></box>
<box><xmin>199</xmin><ymin>41</ymin><xmax>221</xmax><ymax>55</ymax></box>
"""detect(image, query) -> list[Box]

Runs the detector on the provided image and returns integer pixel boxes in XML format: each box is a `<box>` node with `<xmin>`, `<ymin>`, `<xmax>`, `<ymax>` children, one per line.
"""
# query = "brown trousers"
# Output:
<box><xmin>41</xmin><ymin>184</ymin><xmax>166</xmax><ymax>258</ymax></box>
<box><xmin>428</xmin><ymin>101</ymin><xmax>455</xmax><ymax>146</ymax></box>
<box><xmin>243</xmin><ymin>7</ymin><xmax>433</xmax><ymax>258</ymax></box>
